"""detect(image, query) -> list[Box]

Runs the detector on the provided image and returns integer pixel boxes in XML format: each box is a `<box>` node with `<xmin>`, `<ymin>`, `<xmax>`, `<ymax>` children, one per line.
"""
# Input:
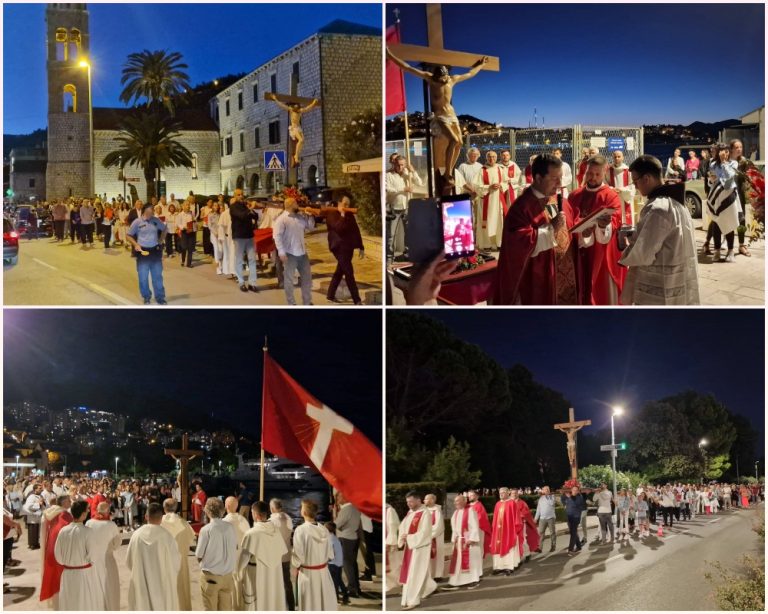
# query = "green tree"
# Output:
<box><xmin>577</xmin><ymin>465</ymin><xmax>646</xmax><ymax>490</ymax></box>
<box><xmin>119</xmin><ymin>50</ymin><xmax>191</xmax><ymax>115</ymax></box>
<box><xmin>424</xmin><ymin>436</ymin><xmax>482</xmax><ymax>491</ymax></box>
<box><xmin>386</xmin><ymin>418</ymin><xmax>430</xmax><ymax>482</ymax></box>
<box><xmin>102</xmin><ymin>113</ymin><xmax>193</xmax><ymax>201</ymax></box>
<box><xmin>705</xmin><ymin>453</ymin><xmax>732</xmax><ymax>480</ymax></box>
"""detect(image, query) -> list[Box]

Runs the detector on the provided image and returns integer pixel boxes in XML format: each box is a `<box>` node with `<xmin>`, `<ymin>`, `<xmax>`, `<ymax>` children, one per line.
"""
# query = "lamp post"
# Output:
<box><xmin>114</xmin><ymin>456</ymin><xmax>119</xmax><ymax>477</ymax></box>
<box><xmin>699</xmin><ymin>439</ymin><xmax>708</xmax><ymax>483</ymax></box>
<box><xmin>78</xmin><ymin>60</ymin><xmax>94</xmax><ymax>197</ymax></box>
<box><xmin>611</xmin><ymin>406</ymin><xmax>624</xmax><ymax>523</ymax></box>
<box><xmin>15</xmin><ymin>455</ymin><xmax>19</xmax><ymax>477</ymax></box>
<box><xmin>756</xmin><ymin>461</ymin><xmax>760</xmax><ymax>483</ymax></box>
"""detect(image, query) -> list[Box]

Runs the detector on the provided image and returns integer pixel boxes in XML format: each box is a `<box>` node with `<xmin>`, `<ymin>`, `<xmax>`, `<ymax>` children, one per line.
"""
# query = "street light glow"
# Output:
<box><xmin>612</xmin><ymin>406</ymin><xmax>625</xmax><ymax>416</ymax></box>
<box><xmin>78</xmin><ymin>60</ymin><xmax>89</xmax><ymax>68</ymax></box>
<box><xmin>699</xmin><ymin>439</ymin><xmax>708</xmax><ymax>446</ymax></box>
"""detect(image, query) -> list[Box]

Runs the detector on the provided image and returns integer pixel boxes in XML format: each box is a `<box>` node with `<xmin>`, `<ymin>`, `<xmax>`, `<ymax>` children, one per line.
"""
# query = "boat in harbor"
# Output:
<box><xmin>231</xmin><ymin>454</ymin><xmax>327</xmax><ymax>490</ymax></box>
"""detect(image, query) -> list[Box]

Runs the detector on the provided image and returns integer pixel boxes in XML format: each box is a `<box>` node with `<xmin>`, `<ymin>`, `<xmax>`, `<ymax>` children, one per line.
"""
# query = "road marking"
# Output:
<box><xmin>32</xmin><ymin>258</ymin><xmax>58</xmax><ymax>271</ymax></box>
<box><xmin>561</xmin><ymin>553</ymin><xmax>623</xmax><ymax>581</ymax></box>
<box><xmin>709</xmin><ymin>518</ymin><xmax>721</xmax><ymax>524</ymax></box>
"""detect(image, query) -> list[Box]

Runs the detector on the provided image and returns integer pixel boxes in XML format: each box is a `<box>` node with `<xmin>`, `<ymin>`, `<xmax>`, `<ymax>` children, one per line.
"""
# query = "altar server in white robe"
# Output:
<box><xmin>218</xmin><ymin>203</ymin><xmax>237</xmax><ymax>278</ymax></box>
<box><xmin>424</xmin><ymin>494</ymin><xmax>445</xmax><ymax>580</ymax></box>
<box><xmin>161</xmin><ymin>498</ymin><xmax>196</xmax><ymax>610</ymax></box>
<box><xmin>500</xmin><ymin>150</ymin><xmax>523</xmax><ymax>205</ymax></box>
<box><xmin>224</xmin><ymin>496</ymin><xmax>251</xmax><ymax>609</ymax></box>
<box><xmin>85</xmin><ymin>501</ymin><xmax>122</xmax><ymax>610</ymax></box>
<box><xmin>475</xmin><ymin>150</ymin><xmax>509</xmax><ymax>250</ymax></box>
<box><xmin>607</xmin><ymin>151</ymin><xmax>635</xmax><ymax>222</ymax></box>
<box><xmin>458</xmin><ymin>147</ymin><xmax>484</xmax><ymax>222</ymax></box>
<box><xmin>292</xmin><ymin>499</ymin><xmax>337</xmax><ymax>611</ymax></box>
<box><xmin>619</xmin><ymin>155</ymin><xmax>699</xmax><ymax>305</ymax></box>
<box><xmin>239</xmin><ymin>501</ymin><xmax>288</xmax><ymax>611</ymax></box>
<box><xmin>445</xmin><ymin>495</ymin><xmax>481</xmax><ymax>590</ymax></box>
<box><xmin>53</xmin><ymin>500</ymin><xmax>103</xmax><ymax>611</ymax></box>
<box><xmin>385</xmin><ymin>503</ymin><xmax>402</xmax><ymax>594</ymax></box>
<box><xmin>398</xmin><ymin>491</ymin><xmax>437</xmax><ymax>610</ymax></box>
<box><xmin>553</xmin><ymin>148</ymin><xmax>573</xmax><ymax>198</ymax></box>
<box><xmin>127</xmin><ymin>502</ymin><xmax>181</xmax><ymax>611</ymax></box>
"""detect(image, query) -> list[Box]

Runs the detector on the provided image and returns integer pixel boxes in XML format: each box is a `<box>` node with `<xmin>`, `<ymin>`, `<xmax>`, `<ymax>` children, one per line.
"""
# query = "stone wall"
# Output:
<box><xmin>319</xmin><ymin>34</ymin><xmax>382</xmax><ymax>187</ymax></box>
<box><xmin>10</xmin><ymin>172</ymin><xmax>46</xmax><ymax>203</ymax></box>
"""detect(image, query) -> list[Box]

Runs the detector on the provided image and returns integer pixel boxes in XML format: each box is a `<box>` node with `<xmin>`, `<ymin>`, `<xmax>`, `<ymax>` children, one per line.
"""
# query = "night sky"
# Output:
<box><xmin>420</xmin><ymin>309</ymin><xmax>765</xmax><ymax>441</ymax></box>
<box><xmin>3</xmin><ymin>2</ymin><xmax>382</xmax><ymax>134</ymax></box>
<box><xmin>386</xmin><ymin>3</ymin><xmax>765</xmax><ymax>126</ymax></box>
<box><xmin>3</xmin><ymin>309</ymin><xmax>383</xmax><ymax>444</ymax></box>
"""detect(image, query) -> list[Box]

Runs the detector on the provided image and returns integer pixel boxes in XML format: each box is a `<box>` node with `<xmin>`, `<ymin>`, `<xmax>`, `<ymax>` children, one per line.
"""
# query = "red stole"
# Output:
<box><xmin>492</xmin><ymin>187</ymin><xmax>558</xmax><ymax>305</ymax></box>
<box><xmin>524</xmin><ymin>165</ymin><xmax>533</xmax><ymax>185</ymax></box>
<box><xmin>490</xmin><ymin>499</ymin><xmax>518</xmax><ymax>557</ymax></box>
<box><xmin>449</xmin><ymin>508</ymin><xmax>470</xmax><ymax>574</ymax></box>
<box><xmin>504</xmin><ymin>164</ymin><xmax>518</xmax><ymax>206</ymax></box>
<box><xmin>515</xmin><ymin>499</ymin><xmax>540</xmax><ymax>554</ymax></box>
<box><xmin>430</xmin><ymin>509</ymin><xmax>437</xmax><ymax>559</ymax></box>
<box><xmin>577</xmin><ymin>159</ymin><xmax>589</xmax><ymax>185</ymax></box>
<box><xmin>608</xmin><ymin>166</ymin><xmax>629</xmax><ymax>188</ymax></box>
<box><xmin>481</xmin><ymin>166</ymin><xmax>508</xmax><ymax>222</ymax></box>
<box><xmin>468</xmin><ymin>500</ymin><xmax>491</xmax><ymax>556</ymax></box>
<box><xmin>40</xmin><ymin>511</ymin><xmax>73</xmax><ymax>601</ymax></box>
<box><xmin>399</xmin><ymin>510</ymin><xmax>424</xmax><ymax>584</ymax></box>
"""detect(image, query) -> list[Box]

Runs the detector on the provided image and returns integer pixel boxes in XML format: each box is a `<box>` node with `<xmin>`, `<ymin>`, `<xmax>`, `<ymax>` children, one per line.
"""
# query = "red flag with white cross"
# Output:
<box><xmin>261</xmin><ymin>353</ymin><xmax>382</xmax><ymax>521</ymax></box>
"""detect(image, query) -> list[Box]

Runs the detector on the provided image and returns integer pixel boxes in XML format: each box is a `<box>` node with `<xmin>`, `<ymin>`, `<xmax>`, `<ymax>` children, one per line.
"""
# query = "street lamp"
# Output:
<box><xmin>15</xmin><ymin>455</ymin><xmax>19</xmax><ymax>477</ymax></box>
<box><xmin>114</xmin><ymin>456</ymin><xmax>119</xmax><ymax>476</ymax></box>
<box><xmin>611</xmin><ymin>406</ymin><xmax>625</xmax><ymax>523</ymax></box>
<box><xmin>756</xmin><ymin>461</ymin><xmax>760</xmax><ymax>483</ymax></box>
<box><xmin>79</xmin><ymin>59</ymin><xmax>94</xmax><ymax>196</ymax></box>
<box><xmin>699</xmin><ymin>439</ymin><xmax>708</xmax><ymax>483</ymax></box>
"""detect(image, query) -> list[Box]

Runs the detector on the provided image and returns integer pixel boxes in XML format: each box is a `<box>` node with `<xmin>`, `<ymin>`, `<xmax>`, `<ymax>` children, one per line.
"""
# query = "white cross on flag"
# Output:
<box><xmin>261</xmin><ymin>353</ymin><xmax>382</xmax><ymax>521</ymax></box>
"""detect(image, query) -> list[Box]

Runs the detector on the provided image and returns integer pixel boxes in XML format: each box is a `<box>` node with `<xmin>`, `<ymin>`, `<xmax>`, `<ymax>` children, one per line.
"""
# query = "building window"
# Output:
<box><xmin>63</xmin><ymin>84</ymin><xmax>77</xmax><ymax>113</ymax></box>
<box><xmin>225</xmin><ymin>99</ymin><xmax>230</xmax><ymax>117</ymax></box>
<box><xmin>69</xmin><ymin>29</ymin><xmax>81</xmax><ymax>60</ymax></box>
<box><xmin>191</xmin><ymin>153</ymin><xmax>199</xmax><ymax>179</ymax></box>
<box><xmin>225</xmin><ymin>136</ymin><xmax>233</xmax><ymax>156</ymax></box>
<box><xmin>239</xmin><ymin>132</ymin><xmax>244</xmax><ymax>152</ymax></box>
<box><xmin>291</xmin><ymin>61</ymin><xmax>300</xmax><ymax>96</ymax></box>
<box><xmin>270</xmin><ymin>73</ymin><xmax>277</xmax><ymax>93</ymax></box>
<box><xmin>29</xmin><ymin>178</ymin><xmax>36</xmax><ymax>188</ymax></box>
<box><xmin>55</xmin><ymin>28</ymin><xmax>68</xmax><ymax>61</ymax></box>
<box><xmin>268</xmin><ymin>120</ymin><xmax>281</xmax><ymax>145</ymax></box>
<box><xmin>254</xmin><ymin>126</ymin><xmax>260</xmax><ymax>148</ymax></box>
<box><xmin>249</xmin><ymin>173</ymin><xmax>260</xmax><ymax>193</ymax></box>
<box><xmin>221</xmin><ymin>140</ymin><xmax>225</xmax><ymax>157</ymax></box>
<box><xmin>252</xmin><ymin>82</ymin><xmax>259</xmax><ymax>103</ymax></box>
<box><xmin>237</xmin><ymin>91</ymin><xmax>243</xmax><ymax>110</ymax></box>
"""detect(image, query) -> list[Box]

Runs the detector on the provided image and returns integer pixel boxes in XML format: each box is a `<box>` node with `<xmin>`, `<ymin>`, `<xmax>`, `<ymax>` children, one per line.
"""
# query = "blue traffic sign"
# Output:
<box><xmin>607</xmin><ymin>137</ymin><xmax>625</xmax><ymax>152</ymax></box>
<box><xmin>264</xmin><ymin>150</ymin><xmax>286</xmax><ymax>172</ymax></box>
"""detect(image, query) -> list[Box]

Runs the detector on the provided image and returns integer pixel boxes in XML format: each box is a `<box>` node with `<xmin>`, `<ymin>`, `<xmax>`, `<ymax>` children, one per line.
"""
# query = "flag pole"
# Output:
<box><xmin>396</xmin><ymin>11</ymin><xmax>412</xmax><ymax>169</ymax></box>
<box><xmin>260</xmin><ymin>335</ymin><xmax>268</xmax><ymax>502</ymax></box>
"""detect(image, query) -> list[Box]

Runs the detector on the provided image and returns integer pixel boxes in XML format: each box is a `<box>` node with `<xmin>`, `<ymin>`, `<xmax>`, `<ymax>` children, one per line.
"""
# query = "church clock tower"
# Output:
<box><xmin>45</xmin><ymin>3</ymin><xmax>92</xmax><ymax>199</ymax></box>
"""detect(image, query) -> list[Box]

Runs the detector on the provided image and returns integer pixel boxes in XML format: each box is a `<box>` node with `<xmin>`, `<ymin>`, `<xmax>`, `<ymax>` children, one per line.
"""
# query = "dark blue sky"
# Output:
<box><xmin>3</xmin><ymin>2</ymin><xmax>381</xmax><ymax>134</ymax></box>
<box><xmin>423</xmin><ymin>309</ymin><xmax>764</xmax><ymax>441</ymax></box>
<box><xmin>387</xmin><ymin>3</ymin><xmax>765</xmax><ymax>126</ymax></box>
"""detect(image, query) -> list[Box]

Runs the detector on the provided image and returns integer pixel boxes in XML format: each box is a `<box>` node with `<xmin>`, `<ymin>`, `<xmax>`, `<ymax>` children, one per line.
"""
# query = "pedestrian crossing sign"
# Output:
<box><xmin>264</xmin><ymin>150</ymin><xmax>286</xmax><ymax>172</ymax></box>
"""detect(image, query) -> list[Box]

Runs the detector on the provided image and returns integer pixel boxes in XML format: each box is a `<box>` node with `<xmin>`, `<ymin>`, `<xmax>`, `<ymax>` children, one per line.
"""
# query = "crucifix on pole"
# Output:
<box><xmin>264</xmin><ymin>92</ymin><xmax>321</xmax><ymax>186</ymax></box>
<box><xmin>553</xmin><ymin>407</ymin><xmax>592</xmax><ymax>482</ymax></box>
<box><xmin>387</xmin><ymin>4</ymin><xmax>499</xmax><ymax>196</ymax></box>
<box><xmin>164</xmin><ymin>433</ymin><xmax>203</xmax><ymax>521</ymax></box>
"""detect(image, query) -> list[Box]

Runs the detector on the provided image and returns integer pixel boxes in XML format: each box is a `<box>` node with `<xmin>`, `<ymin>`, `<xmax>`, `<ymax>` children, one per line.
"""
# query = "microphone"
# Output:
<box><xmin>557</xmin><ymin>192</ymin><xmax>563</xmax><ymax>214</ymax></box>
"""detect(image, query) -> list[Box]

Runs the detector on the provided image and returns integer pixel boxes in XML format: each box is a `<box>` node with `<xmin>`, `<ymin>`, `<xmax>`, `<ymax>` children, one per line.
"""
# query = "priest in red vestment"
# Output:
<box><xmin>576</xmin><ymin>147</ymin><xmax>590</xmax><ymax>186</ymax></box>
<box><xmin>466</xmin><ymin>490</ymin><xmax>491</xmax><ymax>572</ymax></box>
<box><xmin>510</xmin><ymin>490</ymin><xmax>540</xmax><ymax>558</ymax></box>
<box><xmin>40</xmin><ymin>495</ymin><xmax>73</xmax><ymax>607</ymax></box>
<box><xmin>569</xmin><ymin>156</ymin><xmax>629</xmax><ymax>305</ymax></box>
<box><xmin>191</xmin><ymin>483</ymin><xmax>207</xmax><ymax>523</ymax></box>
<box><xmin>493</xmin><ymin>153</ymin><xmax>573</xmax><ymax>305</ymax></box>
<box><xmin>489</xmin><ymin>488</ymin><xmax>521</xmax><ymax>576</ymax></box>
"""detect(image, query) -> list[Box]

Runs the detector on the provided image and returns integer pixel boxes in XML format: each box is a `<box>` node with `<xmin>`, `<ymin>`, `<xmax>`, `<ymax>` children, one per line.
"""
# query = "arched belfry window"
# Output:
<box><xmin>68</xmin><ymin>29</ymin><xmax>81</xmax><ymax>60</ymax></box>
<box><xmin>63</xmin><ymin>84</ymin><xmax>77</xmax><ymax>113</ymax></box>
<box><xmin>55</xmin><ymin>28</ymin><xmax>68</xmax><ymax>61</ymax></box>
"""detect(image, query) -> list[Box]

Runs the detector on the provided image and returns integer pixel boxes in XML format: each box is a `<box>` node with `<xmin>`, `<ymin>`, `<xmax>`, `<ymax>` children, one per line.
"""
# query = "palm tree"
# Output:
<box><xmin>102</xmin><ymin>112</ymin><xmax>193</xmax><ymax>201</ymax></box>
<box><xmin>119</xmin><ymin>49</ymin><xmax>190</xmax><ymax>115</ymax></box>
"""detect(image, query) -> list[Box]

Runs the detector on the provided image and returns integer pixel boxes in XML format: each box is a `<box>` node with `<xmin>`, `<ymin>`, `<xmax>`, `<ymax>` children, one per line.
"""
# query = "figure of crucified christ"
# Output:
<box><xmin>386</xmin><ymin>49</ymin><xmax>489</xmax><ymax>185</ymax></box>
<box><xmin>265</xmin><ymin>93</ymin><xmax>319</xmax><ymax>167</ymax></box>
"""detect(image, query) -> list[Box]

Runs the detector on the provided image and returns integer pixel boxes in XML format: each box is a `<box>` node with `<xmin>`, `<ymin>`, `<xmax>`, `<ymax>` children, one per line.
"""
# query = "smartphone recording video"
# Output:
<box><xmin>442</xmin><ymin>195</ymin><xmax>474</xmax><ymax>259</ymax></box>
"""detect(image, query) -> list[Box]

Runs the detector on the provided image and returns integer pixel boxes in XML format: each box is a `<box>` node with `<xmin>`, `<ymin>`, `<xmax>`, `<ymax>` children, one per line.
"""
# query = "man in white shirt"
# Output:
<box><xmin>273</xmin><ymin>197</ymin><xmax>316</xmax><ymax>306</ymax></box>
<box><xmin>553</xmin><ymin>148</ymin><xmax>573</xmax><ymax>198</ymax></box>
<box><xmin>335</xmin><ymin>492</ymin><xmax>361</xmax><ymax>598</ymax></box>
<box><xmin>196</xmin><ymin>497</ymin><xmax>238</xmax><ymax>611</ymax></box>
<box><xmin>385</xmin><ymin>155</ymin><xmax>423</xmax><ymax>261</ymax></box>
<box><xmin>458</xmin><ymin>147</ymin><xmax>484</xmax><ymax>215</ymax></box>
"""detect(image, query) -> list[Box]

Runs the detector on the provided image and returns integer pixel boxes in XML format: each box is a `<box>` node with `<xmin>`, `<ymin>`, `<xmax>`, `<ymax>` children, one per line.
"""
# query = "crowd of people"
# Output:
<box><xmin>3</xmin><ymin>474</ymin><xmax>379</xmax><ymax>610</ymax></box>
<box><xmin>387</xmin><ymin>138</ymin><xmax>761</xmax><ymax>306</ymax></box>
<box><xmin>387</xmin><ymin>481</ymin><xmax>763</xmax><ymax>609</ymax></box>
<box><xmin>9</xmin><ymin>187</ymin><xmax>367</xmax><ymax>306</ymax></box>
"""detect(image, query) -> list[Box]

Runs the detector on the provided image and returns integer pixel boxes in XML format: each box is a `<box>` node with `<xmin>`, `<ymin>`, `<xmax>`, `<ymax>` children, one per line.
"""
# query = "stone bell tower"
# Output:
<box><xmin>45</xmin><ymin>3</ymin><xmax>92</xmax><ymax>199</ymax></box>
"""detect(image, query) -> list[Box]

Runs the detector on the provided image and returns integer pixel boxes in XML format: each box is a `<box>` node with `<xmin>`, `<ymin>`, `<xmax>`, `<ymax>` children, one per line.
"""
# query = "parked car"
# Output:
<box><xmin>3</xmin><ymin>217</ymin><xmax>19</xmax><ymax>265</ymax></box>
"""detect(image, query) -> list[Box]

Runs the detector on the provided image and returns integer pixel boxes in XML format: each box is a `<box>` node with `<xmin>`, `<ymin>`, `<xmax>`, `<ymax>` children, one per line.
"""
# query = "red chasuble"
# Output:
<box><xmin>492</xmin><ymin>187</ymin><xmax>558</xmax><ymax>305</ymax></box>
<box><xmin>576</xmin><ymin>159</ymin><xmax>589</xmax><ymax>186</ymax></box>
<box><xmin>568</xmin><ymin>185</ymin><xmax>627</xmax><ymax>305</ymax></box>
<box><xmin>515</xmin><ymin>499</ymin><xmax>541</xmax><ymax>553</ymax></box>
<box><xmin>468</xmin><ymin>500</ymin><xmax>491</xmax><ymax>556</ymax></box>
<box><xmin>489</xmin><ymin>499</ymin><xmax>519</xmax><ymax>557</ymax></box>
<box><xmin>399</xmin><ymin>510</ymin><xmax>424</xmax><ymax>584</ymax></box>
<box><xmin>40</xmin><ymin>510</ymin><xmax>73</xmax><ymax>601</ymax></box>
<box><xmin>504</xmin><ymin>165</ymin><xmax>518</xmax><ymax>207</ymax></box>
<box><xmin>449</xmin><ymin>508</ymin><xmax>471</xmax><ymax>574</ymax></box>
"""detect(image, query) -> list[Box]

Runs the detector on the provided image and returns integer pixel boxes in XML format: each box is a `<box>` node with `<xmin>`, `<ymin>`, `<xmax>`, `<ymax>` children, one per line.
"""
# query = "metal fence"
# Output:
<box><xmin>385</xmin><ymin>138</ymin><xmax>430</xmax><ymax>196</ymax></box>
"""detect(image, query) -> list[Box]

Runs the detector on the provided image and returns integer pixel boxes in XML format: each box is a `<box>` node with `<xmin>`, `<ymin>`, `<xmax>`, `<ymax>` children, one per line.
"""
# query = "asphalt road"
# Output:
<box><xmin>386</xmin><ymin>504</ymin><xmax>764</xmax><ymax>611</ymax></box>
<box><xmin>3</xmin><ymin>232</ymin><xmax>382</xmax><ymax>306</ymax></box>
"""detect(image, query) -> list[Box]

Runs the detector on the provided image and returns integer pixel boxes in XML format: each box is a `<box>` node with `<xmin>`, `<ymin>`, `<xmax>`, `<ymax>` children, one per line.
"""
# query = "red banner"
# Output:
<box><xmin>262</xmin><ymin>353</ymin><xmax>382</xmax><ymax>521</ymax></box>
<box><xmin>385</xmin><ymin>25</ymin><xmax>406</xmax><ymax>116</ymax></box>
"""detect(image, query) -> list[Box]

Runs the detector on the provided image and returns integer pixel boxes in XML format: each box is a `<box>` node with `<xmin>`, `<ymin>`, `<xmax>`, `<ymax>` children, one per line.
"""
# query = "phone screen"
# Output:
<box><xmin>442</xmin><ymin>197</ymin><xmax>474</xmax><ymax>258</ymax></box>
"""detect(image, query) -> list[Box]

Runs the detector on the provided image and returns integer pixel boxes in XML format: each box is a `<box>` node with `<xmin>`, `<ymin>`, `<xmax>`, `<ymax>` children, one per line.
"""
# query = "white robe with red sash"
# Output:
<box><xmin>475</xmin><ymin>164</ymin><xmax>509</xmax><ymax>249</ymax></box>
<box><xmin>426</xmin><ymin>504</ymin><xmax>445</xmax><ymax>579</ymax></box>
<box><xmin>448</xmin><ymin>507</ymin><xmax>480</xmax><ymax>587</ymax></box>
<box><xmin>607</xmin><ymin>164</ymin><xmax>635</xmax><ymax>221</ymax></box>
<box><xmin>398</xmin><ymin>507</ymin><xmax>436</xmax><ymax>608</ymax></box>
<box><xmin>500</xmin><ymin>161</ymin><xmax>523</xmax><ymax>207</ymax></box>
<box><xmin>384</xmin><ymin>504</ymin><xmax>401</xmax><ymax>593</ymax></box>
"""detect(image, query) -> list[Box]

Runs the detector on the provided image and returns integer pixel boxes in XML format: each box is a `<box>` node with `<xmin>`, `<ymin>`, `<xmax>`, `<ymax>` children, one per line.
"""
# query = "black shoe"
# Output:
<box><xmin>143</xmin><ymin>298</ymin><xmax>151</xmax><ymax>305</ymax></box>
<box><xmin>580</xmin><ymin>538</ymin><xmax>587</xmax><ymax>546</ymax></box>
<box><xmin>359</xmin><ymin>574</ymin><xmax>373</xmax><ymax>581</ymax></box>
<box><xmin>239</xmin><ymin>284</ymin><xmax>249</xmax><ymax>292</ymax></box>
<box><xmin>186</xmin><ymin>263</ymin><xmax>193</xmax><ymax>268</ymax></box>
<box><xmin>328</xmin><ymin>297</ymin><xmax>342</xmax><ymax>303</ymax></box>
<box><xmin>550</xmin><ymin>546</ymin><xmax>556</xmax><ymax>552</ymax></box>
<box><xmin>157</xmin><ymin>299</ymin><xmax>167</xmax><ymax>305</ymax></box>
<box><xmin>248</xmin><ymin>285</ymin><xmax>259</xmax><ymax>293</ymax></box>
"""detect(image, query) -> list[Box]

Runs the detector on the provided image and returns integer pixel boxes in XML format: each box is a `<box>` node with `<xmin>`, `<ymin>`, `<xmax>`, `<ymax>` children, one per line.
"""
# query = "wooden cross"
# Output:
<box><xmin>553</xmin><ymin>408</ymin><xmax>592</xmax><ymax>481</ymax></box>
<box><xmin>387</xmin><ymin>4</ymin><xmax>499</xmax><ymax>196</ymax></box>
<box><xmin>164</xmin><ymin>433</ymin><xmax>202</xmax><ymax>521</ymax></box>
<box><xmin>264</xmin><ymin>92</ymin><xmax>322</xmax><ymax>185</ymax></box>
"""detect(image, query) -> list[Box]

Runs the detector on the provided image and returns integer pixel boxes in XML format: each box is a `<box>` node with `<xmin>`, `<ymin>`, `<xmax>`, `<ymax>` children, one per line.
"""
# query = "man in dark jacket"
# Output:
<box><xmin>560</xmin><ymin>486</ymin><xmax>586</xmax><ymax>554</ymax></box>
<box><xmin>324</xmin><ymin>196</ymin><xmax>365</xmax><ymax>305</ymax></box>
<box><xmin>229</xmin><ymin>188</ymin><xmax>260</xmax><ymax>293</ymax></box>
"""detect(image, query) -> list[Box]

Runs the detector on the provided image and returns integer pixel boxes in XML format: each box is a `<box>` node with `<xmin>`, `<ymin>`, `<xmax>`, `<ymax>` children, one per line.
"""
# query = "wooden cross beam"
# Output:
<box><xmin>388</xmin><ymin>4</ymin><xmax>500</xmax><ymax>71</ymax></box>
<box><xmin>553</xmin><ymin>408</ymin><xmax>591</xmax><ymax>481</ymax></box>
<box><xmin>554</xmin><ymin>407</ymin><xmax>592</xmax><ymax>432</ymax></box>
<box><xmin>164</xmin><ymin>433</ymin><xmax>202</xmax><ymax>522</ymax></box>
<box><xmin>264</xmin><ymin>92</ymin><xmax>322</xmax><ymax>107</ymax></box>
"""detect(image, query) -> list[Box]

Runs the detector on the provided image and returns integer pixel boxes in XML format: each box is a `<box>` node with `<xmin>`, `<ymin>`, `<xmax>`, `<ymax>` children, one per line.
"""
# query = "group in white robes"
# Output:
<box><xmin>397</xmin><ymin>505</ymin><xmax>437</xmax><ymax>609</ymax></box>
<box><xmin>448</xmin><ymin>506</ymin><xmax>481</xmax><ymax>587</ymax></box>
<box><xmin>84</xmin><ymin>515</ymin><xmax>122</xmax><ymax>610</ymax></box>
<box><xmin>224</xmin><ymin>507</ymin><xmax>252</xmax><ymax>609</ymax></box>
<box><xmin>607</xmin><ymin>159</ymin><xmax>636</xmax><ymax>222</ymax></box>
<box><xmin>53</xmin><ymin>523</ymin><xmax>103</xmax><ymax>610</ymax></box>
<box><xmin>424</xmin><ymin>500</ymin><xmax>445</xmax><ymax>579</ymax></box>
<box><xmin>161</xmin><ymin>512</ymin><xmax>196</xmax><ymax>610</ymax></box>
<box><xmin>217</xmin><ymin>205</ymin><xmax>237</xmax><ymax>277</ymax></box>
<box><xmin>475</xmin><ymin>161</ymin><xmax>509</xmax><ymax>250</ymax></box>
<box><xmin>239</xmin><ymin>520</ymin><xmax>288</xmax><ymax>611</ymax></box>
<box><xmin>292</xmin><ymin>520</ymin><xmax>337</xmax><ymax>611</ymax></box>
<box><xmin>384</xmin><ymin>504</ymin><xmax>402</xmax><ymax>593</ymax></box>
<box><xmin>126</xmin><ymin>523</ymin><xmax>181</xmax><ymax>610</ymax></box>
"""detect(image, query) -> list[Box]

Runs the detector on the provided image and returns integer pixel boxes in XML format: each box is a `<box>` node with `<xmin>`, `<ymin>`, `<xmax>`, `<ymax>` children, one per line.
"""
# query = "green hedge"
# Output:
<box><xmin>387</xmin><ymin>482</ymin><xmax>446</xmax><ymax>521</ymax></box>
